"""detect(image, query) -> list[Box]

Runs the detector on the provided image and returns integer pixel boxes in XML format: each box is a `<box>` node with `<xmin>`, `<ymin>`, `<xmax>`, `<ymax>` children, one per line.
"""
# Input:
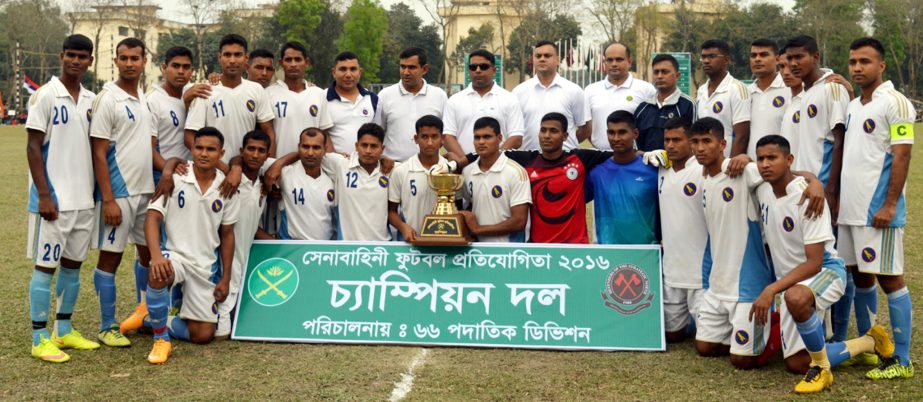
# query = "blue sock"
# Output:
<box><xmin>854</xmin><ymin>285</ymin><xmax>878</xmax><ymax>334</ymax></box>
<box><xmin>54</xmin><ymin>267</ymin><xmax>81</xmax><ymax>336</ymax></box>
<box><xmin>887</xmin><ymin>287</ymin><xmax>913</xmax><ymax>366</ymax></box>
<box><xmin>827</xmin><ymin>341</ymin><xmax>851</xmax><ymax>367</ymax></box>
<box><xmin>147</xmin><ymin>286</ymin><xmax>170</xmax><ymax>341</ymax></box>
<box><xmin>830</xmin><ymin>271</ymin><xmax>855</xmax><ymax>342</ymax></box>
<box><xmin>134</xmin><ymin>260</ymin><xmax>149</xmax><ymax>304</ymax></box>
<box><xmin>171</xmin><ymin>283</ymin><xmax>184</xmax><ymax>311</ymax></box>
<box><xmin>167</xmin><ymin>316</ymin><xmax>190</xmax><ymax>341</ymax></box>
<box><xmin>29</xmin><ymin>270</ymin><xmax>53</xmax><ymax>345</ymax></box>
<box><xmin>93</xmin><ymin>269</ymin><xmax>117</xmax><ymax>330</ymax></box>
<box><xmin>795</xmin><ymin>312</ymin><xmax>826</xmax><ymax>353</ymax></box>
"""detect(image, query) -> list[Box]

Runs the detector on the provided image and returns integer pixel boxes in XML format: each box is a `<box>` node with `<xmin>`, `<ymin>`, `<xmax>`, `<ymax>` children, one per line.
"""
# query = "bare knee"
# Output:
<box><xmin>666</xmin><ymin>331</ymin><xmax>687</xmax><ymax>343</ymax></box>
<box><xmin>696</xmin><ymin>341</ymin><xmax>728</xmax><ymax>357</ymax></box>
<box><xmin>784</xmin><ymin>351</ymin><xmax>811</xmax><ymax>374</ymax></box>
<box><xmin>784</xmin><ymin>286</ymin><xmax>816</xmax><ymax>321</ymax></box>
<box><xmin>187</xmin><ymin>321</ymin><xmax>215</xmax><ymax>344</ymax></box>
<box><xmin>730</xmin><ymin>355</ymin><xmax>760</xmax><ymax>370</ymax></box>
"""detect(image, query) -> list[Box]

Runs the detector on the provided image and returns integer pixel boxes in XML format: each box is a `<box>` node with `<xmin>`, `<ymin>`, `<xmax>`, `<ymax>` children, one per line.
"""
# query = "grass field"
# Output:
<box><xmin>0</xmin><ymin>124</ymin><xmax>920</xmax><ymax>401</ymax></box>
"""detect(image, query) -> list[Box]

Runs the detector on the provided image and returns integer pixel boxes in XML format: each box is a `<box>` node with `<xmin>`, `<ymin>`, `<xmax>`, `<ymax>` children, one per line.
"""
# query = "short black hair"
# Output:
<box><xmin>534</xmin><ymin>40</ymin><xmax>557</xmax><ymax>52</ymax></box>
<box><xmin>415</xmin><ymin>115</ymin><xmax>443</xmax><ymax>134</ymax></box>
<box><xmin>784</xmin><ymin>35</ymin><xmax>818</xmax><ymax>54</ymax></box>
<box><xmin>242</xmin><ymin>130</ymin><xmax>271</xmax><ymax>149</ymax></box>
<box><xmin>163</xmin><ymin>46</ymin><xmax>193</xmax><ymax>64</ymax></box>
<box><xmin>690</xmin><ymin>117</ymin><xmax>724</xmax><ymax>140</ymax></box>
<box><xmin>280</xmin><ymin>41</ymin><xmax>309</xmax><ymax>62</ymax></box>
<box><xmin>750</xmin><ymin>38</ymin><xmax>778</xmax><ymax>55</ymax></box>
<box><xmin>651</xmin><ymin>53</ymin><xmax>678</xmax><ymax>71</ymax></box>
<box><xmin>196</xmin><ymin>126</ymin><xmax>225</xmax><ymax>147</ymax></box>
<box><xmin>63</xmin><ymin>34</ymin><xmax>93</xmax><ymax>53</ymax></box>
<box><xmin>219</xmin><ymin>34</ymin><xmax>248</xmax><ymax>53</ymax></box>
<box><xmin>756</xmin><ymin>134</ymin><xmax>790</xmax><ymax>154</ymax></box>
<box><xmin>399</xmin><ymin>47</ymin><xmax>428</xmax><ymax>66</ymax></box>
<box><xmin>469</xmin><ymin>49</ymin><xmax>496</xmax><ymax>65</ymax></box>
<box><xmin>249</xmin><ymin>49</ymin><xmax>274</xmax><ymax>61</ymax></box>
<box><xmin>116</xmin><ymin>37</ymin><xmax>146</xmax><ymax>56</ymax></box>
<box><xmin>606</xmin><ymin>110</ymin><xmax>635</xmax><ymax>129</ymax></box>
<box><xmin>850</xmin><ymin>37</ymin><xmax>886</xmax><ymax>59</ymax></box>
<box><xmin>541</xmin><ymin>112</ymin><xmax>568</xmax><ymax>132</ymax></box>
<box><xmin>335</xmin><ymin>51</ymin><xmax>360</xmax><ymax>64</ymax></box>
<box><xmin>357</xmin><ymin>123</ymin><xmax>384</xmax><ymax>143</ymax></box>
<box><xmin>701</xmin><ymin>39</ymin><xmax>730</xmax><ymax>56</ymax></box>
<box><xmin>473</xmin><ymin>116</ymin><xmax>501</xmax><ymax>135</ymax></box>
<box><xmin>605</xmin><ymin>42</ymin><xmax>632</xmax><ymax>59</ymax></box>
<box><xmin>300</xmin><ymin>127</ymin><xmax>327</xmax><ymax>144</ymax></box>
<box><xmin>663</xmin><ymin>117</ymin><xmax>692</xmax><ymax>134</ymax></box>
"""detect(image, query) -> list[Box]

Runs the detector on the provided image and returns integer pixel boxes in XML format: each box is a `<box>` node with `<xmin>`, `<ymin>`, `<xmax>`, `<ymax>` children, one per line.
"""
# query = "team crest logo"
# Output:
<box><xmin>807</xmin><ymin>104</ymin><xmax>818</xmax><ymax>118</ymax></box>
<box><xmin>309</xmin><ymin>104</ymin><xmax>319</xmax><ymax>117</ymax></box>
<box><xmin>491</xmin><ymin>185</ymin><xmax>503</xmax><ymax>198</ymax></box>
<box><xmin>667</xmin><ymin>112</ymin><xmax>675</xmax><ymax>118</ymax></box>
<box><xmin>211</xmin><ymin>302</ymin><xmax>219</xmax><ymax>314</ymax></box>
<box><xmin>712</xmin><ymin>101</ymin><xmax>723</xmax><ymax>113</ymax></box>
<box><xmin>211</xmin><ymin>199</ymin><xmax>223</xmax><ymax>212</ymax></box>
<box><xmin>782</xmin><ymin>216</ymin><xmax>795</xmax><ymax>232</ymax></box>
<box><xmin>722</xmin><ymin>187</ymin><xmax>734</xmax><ymax>202</ymax></box>
<box><xmin>601</xmin><ymin>264</ymin><xmax>653</xmax><ymax>315</ymax></box>
<box><xmin>792</xmin><ymin>111</ymin><xmax>801</xmax><ymax>123</ymax></box>
<box><xmin>247</xmin><ymin>258</ymin><xmax>299</xmax><ymax>307</ymax></box>
<box><xmin>626</xmin><ymin>95</ymin><xmax>633</xmax><ymax>102</ymax></box>
<box><xmin>735</xmin><ymin>330</ymin><xmax>750</xmax><ymax>345</ymax></box>
<box><xmin>863</xmin><ymin>119</ymin><xmax>876</xmax><ymax>134</ymax></box>
<box><xmin>683</xmin><ymin>182</ymin><xmax>697</xmax><ymax>196</ymax></box>
<box><xmin>246</xmin><ymin>99</ymin><xmax>256</xmax><ymax>112</ymax></box>
<box><xmin>378</xmin><ymin>176</ymin><xmax>390</xmax><ymax>188</ymax></box>
<box><xmin>326</xmin><ymin>189</ymin><xmax>335</xmax><ymax>202</ymax></box>
<box><xmin>565</xmin><ymin>163</ymin><xmax>579</xmax><ymax>180</ymax></box>
<box><xmin>861</xmin><ymin>247</ymin><xmax>876</xmax><ymax>263</ymax></box>
<box><xmin>86</xmin><ymin>108</ymin><xmax>92</xmax><ymax>121</ymax></box>
<box><xmin>362</xmin><ymin>108</ymin><xmax>369</xmax><ymax>116</ymax></box>
<box><xmin>772</xmin><ymin>96</ymin><xmax>785</xmax><ymax>108</ymax></box>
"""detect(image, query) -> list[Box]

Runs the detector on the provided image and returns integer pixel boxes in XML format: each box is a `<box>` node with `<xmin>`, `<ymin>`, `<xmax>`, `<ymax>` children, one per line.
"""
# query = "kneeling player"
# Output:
<box><xmin>143</xmin><ymin>128</ymin><xmax>237</xmax><ymax>363</ymax></box>
<box><xmin>751</xmin><ymin>135</ymin><xmax>893</xmax><ymax>393</ymax></box>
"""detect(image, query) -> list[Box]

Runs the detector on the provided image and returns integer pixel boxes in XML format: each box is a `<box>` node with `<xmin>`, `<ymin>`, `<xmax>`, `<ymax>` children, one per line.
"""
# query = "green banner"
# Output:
<box><xmin>233</xmin><ymin>241</ymin><xmax>664</xmax><ymax>351</ymax></box>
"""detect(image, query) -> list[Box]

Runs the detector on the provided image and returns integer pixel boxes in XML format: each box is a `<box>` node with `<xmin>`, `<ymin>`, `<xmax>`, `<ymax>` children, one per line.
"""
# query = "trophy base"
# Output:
<box><xmin>411</xmin><ymin>214</ymin><xmax>470</xmax><ymax>246</ymax></box>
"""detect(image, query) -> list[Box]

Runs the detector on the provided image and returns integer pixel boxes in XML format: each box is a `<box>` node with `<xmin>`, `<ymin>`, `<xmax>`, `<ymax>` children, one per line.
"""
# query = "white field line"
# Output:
<box><xmin>388</xmin><ymin>348</ymin><xmax>429</xmax><ymax>402</ymax></box>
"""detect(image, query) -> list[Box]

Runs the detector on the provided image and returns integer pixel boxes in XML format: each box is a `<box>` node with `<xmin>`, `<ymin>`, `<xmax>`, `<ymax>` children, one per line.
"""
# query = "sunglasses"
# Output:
<box><xmin>468</xmin><ymin>63</ymin><xmax>492</xmax><ymax>71</ymax></box>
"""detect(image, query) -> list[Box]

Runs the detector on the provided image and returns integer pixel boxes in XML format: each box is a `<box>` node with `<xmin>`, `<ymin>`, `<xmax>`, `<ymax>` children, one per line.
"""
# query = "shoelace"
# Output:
<box><xmin>803</xmin><ymin>366</ymin><xmax>822</xmax><ymax>382</ymax></box>
<box><xmin>876</xmin><ymin>356</ymin><xmax>898</xmax><ymax>370</ymax></box>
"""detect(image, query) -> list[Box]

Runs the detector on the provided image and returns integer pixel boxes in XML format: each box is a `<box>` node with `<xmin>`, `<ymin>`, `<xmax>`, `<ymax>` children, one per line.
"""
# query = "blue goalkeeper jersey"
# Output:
<box><xmin>587</xmin><ymin>156</ymin><xmax>659</xmax><ymax>244</ymax></box>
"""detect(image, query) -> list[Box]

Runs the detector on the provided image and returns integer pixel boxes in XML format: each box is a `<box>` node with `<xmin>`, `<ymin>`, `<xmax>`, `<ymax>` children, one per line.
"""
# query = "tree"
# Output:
<box><xmin>276</xmin><ymin>0</ymin><xmax>343</xmax><ymax>86</ymax></box>
<box><xmin>378</xmin><ymin>3</ymin><xmax>443</xmax><ymax>85</ymax></box>
<box><xmin>506</xmin><ymin>13</ymin><xmax>582</xmax><ymax>76</ymax></box>
<box><xmin>870</xmin><ymin>0</ymin><xmax>923</xmax><ymax>97</ymax></box>
<box><xmin>0</xmin><ymin>0</ymin><xmax>68</xmax><ymax>105</ymax></box>
<box><xmin>584</xmin><ymin>0</ymin><xmax>642</xmax><ymax>43</ymax></box>
<box><xmin>792</xmin><ymin>0</ymin><xmax>865</xmax><ymax>76</ymax></box>
<box><xmin>417</xmin><ymin>0</ymin><xmax>459</xmax><ymax>85</ymax></box>
<box><xmin>183</xmin><ymin>0</ymin><xmax>224</xmax><ymax>79</ymax></box>
<box><xmin>338</xmin><ymin>0</ymin><xmax>388</xmax><ymax>84</ymax></box>
<box><xmin>157</xmin><ymin>28</ymin><xmax>223</xmax><ymax>76</ymax></box>
<box><xmin>453</xmin><ymin>24</ymin><xmax>495</xmax><ymax>66</ymax></box>
<box><xmin>661</xmin><ymin>2</ymin><xmax>715</xmax><ymax>88</ymax></box>
<box><xmin>711</xmin><ymin>3</ymin><xmax>798</xmax><ymax>79</ymax></box>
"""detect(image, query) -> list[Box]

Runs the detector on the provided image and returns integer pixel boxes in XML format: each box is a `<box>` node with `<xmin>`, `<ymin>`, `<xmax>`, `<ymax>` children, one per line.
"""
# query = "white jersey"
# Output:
<box><xmin>146</xmin><ymin>85</ymin><xmax>190</xmax><ymax>161</ymax></box>
<box><xmin>374</xmin><ymin>81</ymin><xmax>447</xmax><ymax>161</ymax></box>
<box><xmin>278</xmin><ymin>163</ymin><xmax>336</xmax><ymax>240</ymax></box>
<box><xmin>791</xmin><ymin>69</ymin><xmax>849</xmax><ymax>183</ymax></box>
<box><xmin>840</xmin><ymin>81</ymin><xmax>915</xmax><ymax>228</ymax></box>
<box><xmin>25</xmin><ymin>76</ymin><xmax>96</xmax><ymax>212</ymax></box>
<box><xmin>513</xmin><ymin>73</ymin><xmax>589</xmax><ymax>151</ymax></box>
<box><xmin>443</xmin><ymin>83</ymin><xmax>525</xmax><ymax>154</ymax></box>
<box><xmin>185</xmin><ymin>80</ymin><xmax>274</xmax><ymax>163</ymax></box>
<box><xmin>780</xmin><ymin>90</ymin><xmax>803</xmax><ymax>156</ymax></box>
<box><xmin>757</xmin><ymin>176</ymin><xmax>843</xmax><ymax>279</ymax></box>
<box><xmin>658</xmin><ymin>158</ymin><xmax>709</xmax><ymax>289</ymax></box>
<box><xmin>323</xmin><ymin>153</ymin><xmax>390</xmax><ymax>241</ymax></box>
<box><xmin>696</xmin><ymin>73</ymin><xmax>751</xmax><ymax>157</ymax></box>
<box><xmin>326</xmin><ymin>85</ymin><xmax>377</xmax><ymax>153</ymax></box>
<box><xmin>229</xmin><ymin>160</ymin><xmax>275</xmax><ymax>293</ymax></box>
<box><xmin>701</xmin><ymin>159</ymin><xmax>773</xmax><ymax>302</ymax></box>
<box><xmin>148</xmin><ymin>166</ymin><xmax>239</xmax><ymax>271</ymax></box>
<box><xmin>747</xmin><ymin>74</ymin><xmax>790</xmax><ymax>158</ymax></box>
<box><xmin>266</xmin><ymin>80</ymin><xmax>333</xmax><ymax>156</ymax></box>
<box><xmin>388</xmin><ymin>155</ymin><xmax>449</xmax><ymax>233</ymax></box>
<box><xmin>461</xmin><ymin>153</ymin><xmax>532</xmax><ymax>243</ymax></box>
<box><xmin>89</xmin><ymin>81</ymin><xmax>156</xmax><ymax>198</ymax></box>
<box><xmin>584</xmin><ymin>74</ymin><xmax>656</xmax><ymax>150</ymax></box>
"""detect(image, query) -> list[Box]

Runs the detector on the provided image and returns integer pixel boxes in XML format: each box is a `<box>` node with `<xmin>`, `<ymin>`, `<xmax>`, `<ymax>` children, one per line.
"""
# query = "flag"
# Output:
<box><xmin>23</xmin><ymin>75</ymin><xmax>40</xmax><ymax>94</ymax></box>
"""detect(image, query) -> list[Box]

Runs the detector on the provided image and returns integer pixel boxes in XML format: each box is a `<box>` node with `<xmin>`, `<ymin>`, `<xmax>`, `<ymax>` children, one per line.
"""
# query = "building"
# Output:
<box><xmin>440</xmin><ymin>0</ymin><xmax>523</xmax><ymax>90</ymax></box>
